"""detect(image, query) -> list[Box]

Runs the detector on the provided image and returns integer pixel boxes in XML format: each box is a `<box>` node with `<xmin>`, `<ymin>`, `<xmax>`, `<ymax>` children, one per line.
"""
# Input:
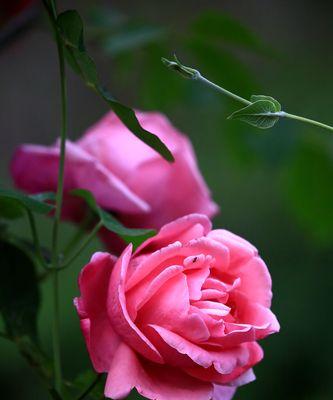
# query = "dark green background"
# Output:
<box><xmin>1</xmin><ymin>0</ymin><xmax>333</xmax><ymax>398</ymax></box>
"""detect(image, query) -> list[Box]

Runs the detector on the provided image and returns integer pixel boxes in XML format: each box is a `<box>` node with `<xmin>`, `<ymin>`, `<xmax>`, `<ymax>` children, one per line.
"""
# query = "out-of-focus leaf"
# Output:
<box><xmin>282</xmin><ymin>139</ymin><xmax>333</xmax><ymax>246</ymax></box>
<box><xmin>191</xmin><ymin>11</ymin><xmax>267</xmax><ymax>54</ymax></box>
<box><xmin>102</xmin><ymin>25</ymin><xmax>165</xmax><ymax>55</ymax></box>
<box><xmin>228</xmin><ymin>100</ymin><xmax>280</xmax><ymax>129</ymax></box>
<box><xmin>0</xmin><ymin>189</ymin><xmax>55</xmax><ymax>216</ymax></box>
<box><xmin>187</xmin><ymin>39</ymin><xmax>256</xmax><ymax>96</ymax></box>
<box><xmin>56</xmin><ymin>10</ymin><xmax>174</xmax><ymax>161</ymax></box>
<box><xmin>0</xmin><ymin>240</ymin><xmax>40</xmax><ymax>340</ymax></box>
<box><xmin>71</xmin><ymin>189</ymin><xmax>155</xmax><ymax>239</ymax></box>
<box><xmin>0</xmin><ymin>197</ymin><xmax>25</xmax><ymax>219</ymax></box>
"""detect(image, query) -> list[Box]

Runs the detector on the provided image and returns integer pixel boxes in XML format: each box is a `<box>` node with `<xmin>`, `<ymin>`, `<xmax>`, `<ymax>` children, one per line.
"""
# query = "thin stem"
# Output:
<box><xmin>163</xmin><ymin>56</ymin><xmax>333</xmax><ymax>133</ymax></box>
<box><xmin>196</xmin><ymin>74</ymin><xmax>251</xmax><ymax>106</ymax></box>
<box><xmin>283</xmin><ymin>112</ymin><xmax>333</xmax><ymax>133</ymax></box>
<box><xmin>61</xmin><ymin>221</ymin><xmax>103</xmax><ymax>269</ymax></box>
<box><xmin>45</xmin><ymin>0</ymin><xmax>67</xmax><ymax>394</ymax></box>
<box><xmin>26</xmin><ymin>209</ymin><xmax>48</xmax><ymax>269</ymax></box>
<box><xmin>76</xmin><ymin>374</ymin><xmax>101</xmax><ymax>400</ymax></box>
<box><xmin>63</xmin><ymin>213</ymin><xmax>95</xmax><ymax>258</ymax></box>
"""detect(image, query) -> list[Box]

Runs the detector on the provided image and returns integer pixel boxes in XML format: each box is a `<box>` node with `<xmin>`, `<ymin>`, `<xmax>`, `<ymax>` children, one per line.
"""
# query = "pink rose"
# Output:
<box><xmin>11</xmin><ymin>111</ymin><xmax>218</xmax><ymax>231</ymax></box>
<box><xmin>75</xmin><ymin>214</ymin><xmax>279</xmax><ymax>400</ymax></box>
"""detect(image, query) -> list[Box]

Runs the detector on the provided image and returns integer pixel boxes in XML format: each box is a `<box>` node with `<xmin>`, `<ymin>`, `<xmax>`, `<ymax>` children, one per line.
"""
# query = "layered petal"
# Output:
<box><xmin>11</xmin><ymin>141</ymin><xmax>150</xmax><ymax>215</ymax></box>
<box><xmin>105</xmin><ymin>342</ymin><xmax>213</xmax><ymax>400</ymax></box>
<box><xmin>74</xmin><ymin>252</ymin><xmax>119</xmax><ymax>372</ymax></box>
<box><xmin>107</xmin><ymin>245</ymin><xmax>163</xmax><ymax>363</ymax></box>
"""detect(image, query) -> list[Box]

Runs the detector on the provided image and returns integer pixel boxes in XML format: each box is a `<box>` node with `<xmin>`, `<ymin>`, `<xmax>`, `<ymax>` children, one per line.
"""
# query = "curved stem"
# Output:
<box><xmin>61</xmin><ymin>221</ymin><xmax>103</xmax><ymax>269</ymax></box>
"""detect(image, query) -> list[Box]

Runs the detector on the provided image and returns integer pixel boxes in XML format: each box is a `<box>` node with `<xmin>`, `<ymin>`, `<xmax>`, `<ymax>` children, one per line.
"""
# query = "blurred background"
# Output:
<box><xmin>1</xmin><ymin>0</ymin><xmax>333</xmax><ymax>399</ymax></box>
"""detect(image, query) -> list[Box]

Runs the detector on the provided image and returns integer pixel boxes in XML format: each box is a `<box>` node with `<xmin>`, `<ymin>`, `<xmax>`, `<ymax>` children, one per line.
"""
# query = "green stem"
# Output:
<box><xmin>283</xmin><ymin>112</ymin><xmax>333</xmax><ymax>132</ymax></box>
<box><xmin>45</xmin><ymin>0</ymin><xmax>67</xmax><ymax>394</ymax></box>
<box><xmin>163</xmin><ymin>56</ymin><xmax>333</xmax><ymax>133</ymax></box>
<box><xmin>61</xmin><ymin>221</ymin><xmax>103</xmax><ymax>269</ymax></box>
<box><xmin>63</xmin><ymin>213</ymin><xmax>94</xmax><ymax>258</ymax></box>
<box><xmin>26</xmin><ymin>209</ymin><xmax>48</xmax><ymax>269</ymax></box>
<box><xmin>197</xmin><ymin>74</ymin><xmax>251</xmax><ymax>106</ymax></box>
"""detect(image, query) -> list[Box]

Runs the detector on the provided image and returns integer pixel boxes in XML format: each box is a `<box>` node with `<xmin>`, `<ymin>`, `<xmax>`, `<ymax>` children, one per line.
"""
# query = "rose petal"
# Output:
<box><xmin>74</xmin><ymin>252</ymin><xmax>119</xmax><ymax>372</ymax></box>
<box><xmin>107</xmin><ymin>244</ymin><xmax>163</xmax><ymax>363</ymax></box>
<box><xmin>135</xmin><ymin>213</ymin><xmax>212</xmax><ymax>256</ymax></box>
<box><xmin>137</xmin><ymin>273</ymin><xmax>210</xmax><ymax>343</ymax></box>
<box><xmin>104</xmin><ymin>342</ymin><xmax>213</xmax><ymax>400</ymax></box>
<box><xmin>213</xmin><ymin>385</ymin><xmax>237</xmax><ymax>400</ymax></box>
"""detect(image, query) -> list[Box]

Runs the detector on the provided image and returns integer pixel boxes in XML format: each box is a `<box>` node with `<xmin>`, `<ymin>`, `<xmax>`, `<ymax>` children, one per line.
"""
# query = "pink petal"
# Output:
<box><xmin>149</xmin><ymin>324</ymin><xmax>254</xmax><ymax>376</ymax></box>
<box><xmin>184</xmin><ymin>342</ymin><xmax>263</xmax><ymax>385</ymax></box>
<box><xmin>107</xmin><ymin>245</ymin><xmax>163</xmax><ymax>363</ymax></box>
<box><xmin>213</xmin><ymin>385</ymin><xmax>237</xmax><ymax>400</ymax></box>
<box><xmin>75</xmin><ymin>252</ymin><xmax>120</xmax><ymax>372</ymax></box>
<box><xmin>208</xmin><ymin>230</ymin><xmax>272</xmax><ymax>307</ymax></box>
<box><xmin>123</xmin><ymin>136</ymin><xmax>219</xmax><ymax>229</ymax></box>
<box><xmin>105</xmin><ymin>342</ymin><xmax>213</xmax><ymax>400</ymax></box>
<box><xmin>186</xmin><ymin>266</ymin><xmax>210</xmax><ymax>300</ymax></box>
<box><xmin>126</xmin><ymin>264</ymin><xmax>184</xmax><ymax>319</ymax></box>
<box><xmin>11</xmin><ymin>141</ymin><xmax>150</xmax><ymax>215</ymax></box>
<box><xmin>136</xmin><ymin>273</ymin><xmax>210</xmax><ymax>343</ymax></box>
<box><xmin>135</xmin><ymin>213</ymin><xmax>212</xmax><ymax>256</ymax></box>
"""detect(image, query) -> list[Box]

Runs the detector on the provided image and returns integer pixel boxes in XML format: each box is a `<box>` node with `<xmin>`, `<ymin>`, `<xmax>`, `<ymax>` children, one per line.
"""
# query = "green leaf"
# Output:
<box><xmin>228</xmin><ymin>100</ymin><xmax>281</xmax><ymax>129</ymax></box>
<box><xmin>98</xmin><ymin>86</ymin><xmax>174</xmax><ymax>161</ymax></box>
<box><xmin>0</xmin><ymin>189</ymin><xmax>55</xmax><ymax>216</ymax></box>
<box><xmin>57</xmin><ymin>10</ymin><xmax>85</xmax><ymax>51</ymax></box>
<box><xmin>250</xmin><ymin>95</ymin><xmax>281</xmax><ymax>112</ymax></box>
<box><xmin>71</xmin><ymin>189</ymin><xmax>156</xmax><ymax>239</ymax></box>
<box><xmin>56</xmin><ymin>10</ymin><xmax>174</xmax><ymax>162</ymax></box>
<box><xmin>0</xmin><ymin>240</ymin><xmax>40</xmax><ymax>340</ymax></box>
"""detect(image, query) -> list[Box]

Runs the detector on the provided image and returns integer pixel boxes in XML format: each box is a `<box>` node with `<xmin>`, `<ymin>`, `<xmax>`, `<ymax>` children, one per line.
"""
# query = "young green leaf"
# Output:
<box><xmin>56</xmin><ymin>10</ymin><xmax>174</xmax><ymax>162</ymax></box>
<box><xmin>250</xmin><ymin>95</ymin><xmax>281</xmax><ymax>112</ymax></box>
<box><xmin>0</xmin><ymin>240</ymin><xmax>40</xmax><ymax>340</ymax></box>
<box><xmin>228</xmin><ymin>99</ymin><xmax>281</xmax><ymax>129</ymax></box>
<box><xmin>71</xmin><ymin>189</ymin><xmax>156</xmax><ymax>239</ymax></box>
<box><xmin>0</xmin><ymin>189</ymin><xmax>55</xmax><ymax>216</ymax></box>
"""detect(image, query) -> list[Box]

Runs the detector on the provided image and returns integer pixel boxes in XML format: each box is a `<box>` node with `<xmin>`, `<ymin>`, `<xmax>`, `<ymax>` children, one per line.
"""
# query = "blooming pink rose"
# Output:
<box><xmin>75</xmin><ymin>214</ymin><xmax>279</xmax><ymax>400</ymax></box>
<box><xmin>11</xmin><ymin>111</ymin><xmax>218</xmax><ymax>232</ymax></box>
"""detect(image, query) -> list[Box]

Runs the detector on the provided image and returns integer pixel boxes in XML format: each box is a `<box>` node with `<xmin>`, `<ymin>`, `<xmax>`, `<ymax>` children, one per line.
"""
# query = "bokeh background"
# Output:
<box><xmin>1</xmin><ymin>0</ymin><xmax>333</xmax><ymax>399</ymax></box>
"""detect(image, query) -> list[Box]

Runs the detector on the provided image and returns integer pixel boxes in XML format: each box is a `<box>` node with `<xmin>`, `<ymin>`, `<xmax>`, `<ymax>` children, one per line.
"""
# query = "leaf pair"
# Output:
<box><xmin>56</xmin><ymin>10</ymin><xmax>174</xmax><ymax>162</ymax></box>
<box><xmin>228</xmin><ymin>95</ymin><xmax>283</xmax><ymax>129</ymax></box>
